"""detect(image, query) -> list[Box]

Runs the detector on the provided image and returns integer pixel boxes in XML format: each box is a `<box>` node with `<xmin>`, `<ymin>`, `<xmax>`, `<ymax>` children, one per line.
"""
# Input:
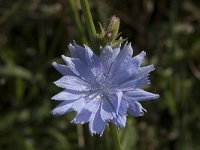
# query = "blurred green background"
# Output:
<box><xmin>0</xmin><ymin>0</ymin><xmax>200</xmax><ymax>150</ymax></box>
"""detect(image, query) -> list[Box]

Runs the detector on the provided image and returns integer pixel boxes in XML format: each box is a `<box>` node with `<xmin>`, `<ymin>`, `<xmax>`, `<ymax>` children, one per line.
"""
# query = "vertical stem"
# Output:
<box><xmin>80</xmin><ymin>0</ymin><xmax>98</xmax><ymax>50</ymax></box>
<box><xmin>109</xmin><ymin>124</ymin><xmax>122</xmax><ymax>150</ymax></box>
<box><xmin>76</xmin><ymin>124</ymin><xmax>85</xmax><ymax>148</ymax></box>
<box><xmin>67</xmin><ymin>0</ymin><xmax>87</xmax><ymax>43</ymax></box>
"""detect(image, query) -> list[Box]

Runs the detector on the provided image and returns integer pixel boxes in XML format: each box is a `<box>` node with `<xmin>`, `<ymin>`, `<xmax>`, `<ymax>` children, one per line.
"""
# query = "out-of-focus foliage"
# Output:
<box><xmin>0</xmin><ymin>0</ymin><xmax>200</xmax><ymax>150</ymax></box>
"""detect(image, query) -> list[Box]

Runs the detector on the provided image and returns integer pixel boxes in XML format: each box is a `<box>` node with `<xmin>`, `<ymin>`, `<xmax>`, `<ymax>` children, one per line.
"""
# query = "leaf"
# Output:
<box><xmin>0</xmin><ymin>64</ymin><xmax>32</xmax><ymax>80</ymax></box>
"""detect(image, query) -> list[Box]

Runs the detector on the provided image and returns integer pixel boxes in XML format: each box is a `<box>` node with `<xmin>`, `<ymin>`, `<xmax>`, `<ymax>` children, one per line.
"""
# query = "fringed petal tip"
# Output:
<box><xmin>61</xmin><ymin>55</ymin><xmax>67</xmax><ymax>61</ymax></box>
<box><xmin>140</xmin><ymin>51</ymin><xmax>146</xmax><ymax>57</ymax></box>
<box><xmin>52</xmin><ymin>61</ymin><xmax>57</xmax><ymax>67</ymax></box>
<box><xmin>53</xmin><ymin>80</ymin><xmax>60</xmax><ymax>87</ymax></box>
<box><xmin>51</xmin><ymin>96</ymin><xmax>56</xmax><ymax>100</ymax></box>
<box><xmin>51</xmin><ymin>109</ymin><xmax>63</xmax><ymax>116</ymax></box>
<box><xmin>153</xmin><ymin>94</ymin><xmax>160</xmax><ymax>99</ymax></box>
<box><xmin>71</xmin><ymin>120</ymin><xmax>85</xmax><ymax>125</ymax></box>
<box><xmin>89</xmin><ymin>128</ymin><xmax>105</xmax><ymax>137</ymax></box>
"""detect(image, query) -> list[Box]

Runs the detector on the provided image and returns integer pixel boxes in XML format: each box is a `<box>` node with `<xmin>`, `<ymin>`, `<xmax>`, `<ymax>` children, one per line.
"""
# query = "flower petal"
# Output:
<box><xmin>68</xmin><ymin>43</ymin><xmax>101</xmax><ymax>76</ymax></box>
<box><xmin>132</xmin><ymin>51</ymin><xmax>146</xmax><ymax>68</ymax></box>
<box><xmin>111</xmin><ymin>115</ymin><xmax>127</xmax><ymax>128</ymax></box>
<box><xmin>83</xmin><ymin>99</ymin><xmax>101</xmax><ymax>113</ymax></box>
<box><xmin>51</xmin><ymin>101</ymin><xmax>74</xmax><ymax>115</ymax></box>
<box><xmin>115</xmin><ymin>90</ymin><xmax>123</xmax><ymax>115</ymax></box>
<box><xmin>112</xmin><ymin>51</ymin><xmax>146</xmax><ymax>84</ymax></box>
<box><xmin>89</xmin><ymin>107</ymin><xmax>107</xmax><ymax>136</ymax></box>
<box><xmin>119</xmin><ymin>76</ymin><xmax>149</xmax><ymax>91</ymax></box>
<box><xmin>68</xmin><ymin>43</ymin><xmax>79</xmax><ymax>58</ymax></box>
<box><xmin>124</xmin><ymin>89</ymin><xmax>159</xmax><ymax>101</ymax></box>
<box><xmin>121</xmin><ymin>42</ymin><xmax>133</xmax><ymax>57</ymax></box>
<box><xmin>100</xmin><ymin>46</ymin><xmax>113</xmax><ymax>73</ymax></box>
<box><xmin>72</xmin><ymin>99</ymin><xmax>101</xmax><ymax>124</ymax></box>
<box><xmin>54</xmin><ymin>75</ymin><xmax>90</xmax><ymax>91</ymax></box>
<box><xmin>72</xmin><ymin>109</ymin><xmax>92</xmax><ymax>124</ymax></box>
<box><xmin>51</xmin><ymin>89</ymin><xmax>85</xmax><ymax>101</ymax></box>
<box><xmin>127</xmin><ymin>101</ymin><xmax>146</xmax><ymax>117</ymax></box>
<box><xmin>52</xmin><ymin>62</ymin><xmax>75</xmax><ymax>76</ymax></box>
<box><xmin>61</xmin><ymin>55</ymin><xmax>95</xmax><ymax>83</ymax></box>
<box><xmin>118</xmin><ymin>99</ymin><xmax>129</xmax><ymax>115</ymax></box>
<box><xmin>100</xmin><ymin>97</ymin><xmax>116</xmax><ymax>121</ymax></box>
<box><xmin>137</xmin><ymin>65</ymin><xmax>155</xmax><ymax>79</ymax></box>
<box><xmin>84</xmin><ymin>45</ymin><xmax>102</xmax><ymax>76</ymax></box>
<box><xmin>71</xmin><ymin>98</ymin><xmax>86</xmax><ymax>112</ymax></box>
<box><xmin>100</xmin><ymin>45</ymin><xmax>120</xmax><ymax>74</ymax></box>
<box><xmin>112</xmin><ymin>43</ymin><xmax>121</xmax><ymax>58</ymax></box>
<box><xmin>118</xmin><ymin>65</ymin><xmax>155</xmax><ymax>91</ymax></box>
<box><xmin>100</xmin><ymin>91</ymin><xmax>122</xmax><ymax>121</ymax></box>
<box><xmin>109</xmin><ymin>43</ymin><xmax>133</xmax><ymax>76</ymax></box>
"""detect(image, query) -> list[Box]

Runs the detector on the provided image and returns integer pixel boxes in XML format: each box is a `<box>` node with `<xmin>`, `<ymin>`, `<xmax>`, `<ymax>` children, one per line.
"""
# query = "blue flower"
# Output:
<box><xmin>51</xmin><ymin>42</ymin><xmax>159</xmax><ymax>136</ymax></box>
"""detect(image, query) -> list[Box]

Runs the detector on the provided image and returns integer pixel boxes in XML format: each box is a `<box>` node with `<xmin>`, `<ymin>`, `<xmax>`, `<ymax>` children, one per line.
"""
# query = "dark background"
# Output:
<box><xmin>0</xmin><ymin>0</ymin><xmax>200</xmax><ymax>150</ymax></box>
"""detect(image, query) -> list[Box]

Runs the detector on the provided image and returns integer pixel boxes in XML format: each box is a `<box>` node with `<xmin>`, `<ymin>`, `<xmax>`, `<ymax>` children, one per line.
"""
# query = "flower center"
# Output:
<box><xmin>87</xmin><ymin>74</ymin><xmax>113</xmax><ymax>100</ymax></box>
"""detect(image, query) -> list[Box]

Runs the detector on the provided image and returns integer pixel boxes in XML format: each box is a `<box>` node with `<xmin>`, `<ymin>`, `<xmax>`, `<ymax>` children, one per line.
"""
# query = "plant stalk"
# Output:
<box><xmin>109</xmin><ymin>124</ymin><xmax>122</xmax><ymax>150</ymax></box>
<box><xmin>80</xmin><ymin>0</ymin><xmax>98</xmax><ymax>50</ymax></box>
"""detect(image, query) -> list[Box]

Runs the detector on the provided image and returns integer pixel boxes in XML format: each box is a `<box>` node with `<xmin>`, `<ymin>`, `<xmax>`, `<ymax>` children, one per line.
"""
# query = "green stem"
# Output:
<box><xmin>67</xmin><ymin>0</ymin><xmax>87</xmax><ymax>43</ymax></box>
<box><xmin>80</xmin><ymin>0</ymin><xmax>98</xmax><ymax>50</ymax></box>
<box><xmin>109</xmin><ymin>124</ymin><xmax>122</xmax><ymax>150</ymax></box>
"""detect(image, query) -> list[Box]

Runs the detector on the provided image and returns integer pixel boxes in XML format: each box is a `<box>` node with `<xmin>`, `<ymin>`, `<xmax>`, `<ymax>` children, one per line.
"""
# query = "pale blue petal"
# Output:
<box><xmin>72</xmin><ymin>100</ymin><xmax>101</xmax><ymax>124</ymax></box>
<box><xmin>51</xmin><ymin>89</ymin><xmax>84</xmax><ymax>101</ymax></box>
<box><xmin>127</xmin><ymin>101</ymin><xmax>146</xmax><ymax>117</ymax></box>
<box><xmin>68</xmin><ymin>43</ymin><xmax>89</xmax><ymax>61</ymax></box>
<box><xmin>112</xmin><ymin>51</ymin><xmax>146</xmax><ymax>83</ymax></box>
<box><xmin>119</xmin><ymin>43</ymin><xmax>133</xmax><ymax>57</ymax></box>
<box><xmin>118</xmin><ymin>65</ymin><xmax>155</xmax><ymax>91</ymax></box>
<box><xmin>68</xmin><ymin>43</ymin><xmax>101</xmax><ymax>76</ymax></box>
<box><xmin>68</xmin><ymin>43</ymin><xmax>78</xmax><ymax>58</ymax></box>
<box><xmin>52</xmin><ymin>62</ymin><xmax>75</xmax><ymax>76</ymax></box>
<box><xmin>109</xmin><ymin>43</ymin><xmax>133</xmax><ymax>77</ymax></box>
<box><xmin>100</xmin><ymin>91</ymin><xmax>122</xmax><ymax>121</ymax></box>
<box><xmin>137</xmin><ymin>65</ymin><xmax>155</xmax><ymax>78</ymax></box>
<box><xmin>119</xmin><ymin>76</ymin><xmax>149</xmax><ymax>91</ymax></box>
<box><xmin>112</xmin><ymin>43</ymin><xmax>121</xmax><ymax>58</ymax></box>
<box><xmin>121</xmin><ymin>63</ymin><xmax>154</xmax><ymax>85</ymax></box>
<box><xmin>112</xmin><ymin>56</ymin><xmax>135</xmax><ymax>83</ymax></box>
<box><xmin>118</xmin><ymin>99</ymin><xmax>129</xmax><ymax>115</ymax></box>
<box><xmin>100</xmin><ymin>45</ymin><xmax>120</xmax><ymax>74</ymax></box>
<box><xmin>84</xmin><ymin>45</ymin><xmax>102</xmax><ymax>76</ymax></box>
<box><xmin>114</xmin><ymin>90</ymin><xmax>123</xmax><ymax>115</ymax></box>
<box><xmin>111</xmin><ymin>115</ymin><xmax>127</xmax><ymax>128</ymax></box>
<box><xmin>83</xmin><ymin>99</ymin><xmax>101</xmax><ymax>113</ymax></box>
<box><xmin>100</xmin><ymin>97</ymin><xmax>116</xmax><ymax>121</ymax></box>
<box><xmin>132</xmin><ymin>51</ymin><xmax>146</xmax><ymax>68</ymax></box>
<box><xmin>124</xmin><ymin>89</ymin><xmax>159</xmax><ymax>101</ymax></box>
<box><xmin>72</xmin><ymin>109</ymin><xmax>92</xmax><ymax>124</ymax></box>
<box><xmin>100</xmin><ymin>46</ymin><xmax>113</xmax><ymax>73</ymax></box>
<box><xmin>71</xmin><ymin>98</ymin><xmax>86</xmax><ymax>112</ymax></box>
<box><xmin>89</xmin><ymin>108</ymin><xmax>107</xmax><ymax>136</ymax></box>
<box><xmin>51</xmin><ymin>101</ymin><xmax>74</xmax><ymax>115</ymax></box>
<box><xmin>54</xmin><ymin>75</ymin><xmax>90</xmax><ymax>91</ymax></box>
<box><xmin>61</xmin><ymin>55</ymin><xmax>95</xmax><ymax>82</ymax></box>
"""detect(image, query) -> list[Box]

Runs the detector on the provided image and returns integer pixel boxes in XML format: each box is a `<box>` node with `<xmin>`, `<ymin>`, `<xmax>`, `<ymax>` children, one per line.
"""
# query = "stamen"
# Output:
<box><xmin>86</xmin><ymin>73</ymin><xmax>114</xmax><ymax>100</ymax></box>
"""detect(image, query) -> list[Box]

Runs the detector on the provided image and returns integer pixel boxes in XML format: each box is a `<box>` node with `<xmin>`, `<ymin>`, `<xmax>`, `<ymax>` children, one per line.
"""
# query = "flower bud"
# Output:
<box><xmin>106</xmin><ymin>16</ymin><xmax>120</xmax><ymax>40</ymax></box>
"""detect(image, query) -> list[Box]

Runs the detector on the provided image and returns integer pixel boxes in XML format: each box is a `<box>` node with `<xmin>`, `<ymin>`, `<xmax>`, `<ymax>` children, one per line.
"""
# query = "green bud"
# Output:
<box><xmin>106</xmin><ymin>16</ymin><xmax>120</xmax><ymax>40</ymax></box>
<box><xmin>96</xmin><ymin>16</ymin><xmax>126</xmax><ymax>48</ymax></box>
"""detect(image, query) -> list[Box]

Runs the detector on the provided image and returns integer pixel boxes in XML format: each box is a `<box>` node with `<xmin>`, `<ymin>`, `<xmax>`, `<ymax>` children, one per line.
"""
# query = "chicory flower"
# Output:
<box><xmin>51</xmin><ymin>42</ymin><xmax>159</xmax><ymax>136</ymax></box>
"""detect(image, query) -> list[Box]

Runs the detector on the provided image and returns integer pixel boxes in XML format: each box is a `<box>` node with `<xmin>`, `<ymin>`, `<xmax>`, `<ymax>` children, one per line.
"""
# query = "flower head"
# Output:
<box><xmin>51</xmin><ymin>42</ymin><xmax>159</xmax><ymax>136</ymax></box>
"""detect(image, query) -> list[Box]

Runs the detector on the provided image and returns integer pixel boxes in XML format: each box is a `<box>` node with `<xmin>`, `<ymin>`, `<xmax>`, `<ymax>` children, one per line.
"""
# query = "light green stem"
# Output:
<box><xmin>109</xmin><ymin>124</ymin><xmax>122</xmax><ymax>150</ymax></box>
<box><xmin>67</xmin><ymin>0</ymin><xmax>87</xmax><ymax>43</ymax></box>
<box><xmin>80</xmin><ymin>0</ymin><xmax>98</xmax><ymax>50</ymax></box>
